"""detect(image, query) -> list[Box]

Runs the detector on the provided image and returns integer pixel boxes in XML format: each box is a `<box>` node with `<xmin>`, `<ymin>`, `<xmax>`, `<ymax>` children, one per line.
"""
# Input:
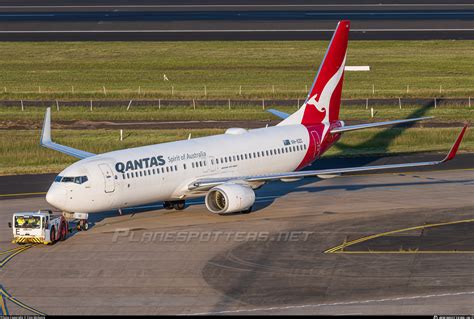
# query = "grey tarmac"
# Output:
<box><xmin>0</xmin><ymin>0</ymin><xmax>473</xmax><ymax>40</ymax></box>
<box><xmin>0</xmin><ymin>168</ymin><xmax>473</xmax><ymax>315</ymax></box>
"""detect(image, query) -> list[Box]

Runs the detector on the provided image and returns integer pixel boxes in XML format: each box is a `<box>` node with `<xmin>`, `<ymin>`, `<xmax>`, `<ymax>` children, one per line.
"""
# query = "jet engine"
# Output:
<box><xmin>205</xmin><ymin>183</ymin><xmax>255</xmax><ymax>214</ymax></box>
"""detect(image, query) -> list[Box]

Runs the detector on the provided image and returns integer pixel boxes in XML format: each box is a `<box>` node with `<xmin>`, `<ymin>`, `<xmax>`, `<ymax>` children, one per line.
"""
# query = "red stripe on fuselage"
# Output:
<box><xmin>296</xmin><ymin>122</ymin><xmax>343</xmax><ymax>171</ymax></box>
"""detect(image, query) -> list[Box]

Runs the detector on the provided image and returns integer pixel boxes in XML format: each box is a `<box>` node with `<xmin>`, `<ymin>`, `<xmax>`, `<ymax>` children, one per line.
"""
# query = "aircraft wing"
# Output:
<box><xmin>40</xmin><ymin>107</ymin><xmax>96</xmax><ymax>159</ymax></box>
<box><xmin>188</xmin><ymin>125</ymin><xmax>467</xmax><ymax>191</ymax></box>
<box><xmin>330</xmin><ymin>116</ymin><xmax>432</xmax><ymax>134</ymax></box>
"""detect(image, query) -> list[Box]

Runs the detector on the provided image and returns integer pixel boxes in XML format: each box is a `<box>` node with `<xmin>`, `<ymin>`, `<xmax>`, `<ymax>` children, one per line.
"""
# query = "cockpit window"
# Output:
<box><xmin>56</xmin><ymin>176</ymin><xmax>88</xmax><ymax>184</ymax></box>
<box><xmin>74</xmin><ymin>176</ymin><xmax>88</xmax><ymax>184</ymax></box>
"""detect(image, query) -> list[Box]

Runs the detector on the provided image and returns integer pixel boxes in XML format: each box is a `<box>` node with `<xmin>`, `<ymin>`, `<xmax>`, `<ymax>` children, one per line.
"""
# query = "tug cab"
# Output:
<box><xmin>9</xmin><ymin>210</ymin><xmax>88</xmax><ymax>245</ymax></box>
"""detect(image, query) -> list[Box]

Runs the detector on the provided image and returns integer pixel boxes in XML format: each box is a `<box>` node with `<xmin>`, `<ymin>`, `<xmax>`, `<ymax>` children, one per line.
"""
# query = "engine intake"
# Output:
<box><xmin>205</xmin><ymin>183</ymin><xmax>255</xmax><ymax>214</ymax></box>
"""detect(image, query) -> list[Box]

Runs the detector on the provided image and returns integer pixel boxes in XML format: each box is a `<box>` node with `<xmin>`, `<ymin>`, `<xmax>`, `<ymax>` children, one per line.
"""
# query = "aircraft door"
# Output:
<box><xmin>98</xmin><ymin>163</ymin><xmax>115</xmax><ymax>193</ymax></box>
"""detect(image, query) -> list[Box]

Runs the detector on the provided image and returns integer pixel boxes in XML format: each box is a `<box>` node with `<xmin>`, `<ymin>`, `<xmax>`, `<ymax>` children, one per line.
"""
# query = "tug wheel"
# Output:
<box><xmin>60</xmin><ymin>221</ymin><xmax>67</xmax><ymax>241</ymax></box>
<box><xmin>50</xmin><ymin>226</ymin><xmax>56</xmax><ymax>244</ymax></box>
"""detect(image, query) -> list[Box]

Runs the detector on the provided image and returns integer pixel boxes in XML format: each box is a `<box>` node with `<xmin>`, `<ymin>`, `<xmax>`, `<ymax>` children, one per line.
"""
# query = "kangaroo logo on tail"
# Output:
<box><xmin>278</xmin><ymin>21</ymin><xmax>350</xmax><ymax>127</ymax></box>
<box><xmin>305</xmin><ymin>54</ymin><xmax>347</xmax><ymax>128</ymax></box>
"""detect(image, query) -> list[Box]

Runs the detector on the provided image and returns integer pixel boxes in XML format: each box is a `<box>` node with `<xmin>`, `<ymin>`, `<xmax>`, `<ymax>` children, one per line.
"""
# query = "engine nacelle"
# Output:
<box><xmin>205</xmin><ymin>183</ymin><xmax>255</xmax><ymax>214</ymax></box>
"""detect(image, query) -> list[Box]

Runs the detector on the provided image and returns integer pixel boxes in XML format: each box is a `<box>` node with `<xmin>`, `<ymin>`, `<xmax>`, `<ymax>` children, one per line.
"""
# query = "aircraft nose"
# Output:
<box><xmin>46</xmin><ymin>184</ymin><xmax>67</xmax><ymax>210</ymax></box>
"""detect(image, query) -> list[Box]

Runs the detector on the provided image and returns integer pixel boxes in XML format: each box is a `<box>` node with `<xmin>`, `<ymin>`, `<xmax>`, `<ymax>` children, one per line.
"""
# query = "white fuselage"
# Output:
<box><xmin>46</xmin><ymin>124</ymin><xmax>314</xmax><ymax>213</ymax></box>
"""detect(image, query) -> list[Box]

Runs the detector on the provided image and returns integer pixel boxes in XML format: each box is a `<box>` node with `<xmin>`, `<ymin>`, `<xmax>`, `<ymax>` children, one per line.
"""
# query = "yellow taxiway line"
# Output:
<box><xmin>0</xmin><ymin>245</ymin><xmax>46</xmax><ymax>315</ymax></box>
<box><xmin>331</xmin><ymin>250</ymin><xmax>474</xmax><ymax>254</ymax></box>
<box><xmin>0</xmin><ymin>245</ymin><xmax>35</xmax><ymax>268</ymax></box>
<box><xmin>0</xmin><ymin>286</ymin><xmax>45</xmax><ymax>316</ymax></box>
<box><xmin>0</xmin><ymin>293</ymin><xmax>7</xmax><ymax>316</ymax></box>
<box><xmin>0</xmin><ymin>246</ymin><xmax>26</xmax><ymax>256</ymax></box>
<box><xmin>325</xmin><ymin>218</ymin><xmax>474</xmax><ymax>254</ymax></box>
<box><xmin>0</xmin><ymin>191</ymin><xmax>47</xmax><ymax>198</ymax></box>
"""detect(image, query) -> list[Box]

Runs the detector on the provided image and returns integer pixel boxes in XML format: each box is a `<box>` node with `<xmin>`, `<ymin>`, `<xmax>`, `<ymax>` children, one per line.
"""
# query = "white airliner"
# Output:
<box><xmin>43</xmin><ymin>20</ymin><xmax>467</xmax><ymax>215</ymax></box>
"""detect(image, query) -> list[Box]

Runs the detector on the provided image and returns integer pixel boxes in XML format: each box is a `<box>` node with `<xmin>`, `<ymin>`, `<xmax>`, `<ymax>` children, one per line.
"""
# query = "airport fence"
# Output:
<box><xmin>0</xmin><ymin>97</ymin><xmax>471</xmax><ymax>111</ymax></box>
<box><xmin>0</xmin><ymin>84</ymin><xmax>474</xmax><ymax>100</ymax></box>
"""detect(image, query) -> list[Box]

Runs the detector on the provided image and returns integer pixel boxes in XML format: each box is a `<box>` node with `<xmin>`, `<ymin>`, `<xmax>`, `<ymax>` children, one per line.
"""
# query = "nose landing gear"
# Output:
<box><xmin>76</xmin><ymin>219</ymin><xmax>89</xmax><ymax>231</ymax></box>
<box><xmin>163</xmin><ymin>200</ymin><xmax>186</xmax><ymax>211</ymax></box>
<box><xmin>63</xmin><ymin>212</ymin><xmax>89</xmax><ymax>232</ymax></box>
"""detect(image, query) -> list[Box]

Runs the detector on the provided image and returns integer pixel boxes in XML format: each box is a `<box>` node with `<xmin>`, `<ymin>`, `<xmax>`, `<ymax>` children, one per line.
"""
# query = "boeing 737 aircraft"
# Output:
<box><xmin>43</xmin><ymin>20</ymin><xmax>467</xmax><ymax>215</ymax></box>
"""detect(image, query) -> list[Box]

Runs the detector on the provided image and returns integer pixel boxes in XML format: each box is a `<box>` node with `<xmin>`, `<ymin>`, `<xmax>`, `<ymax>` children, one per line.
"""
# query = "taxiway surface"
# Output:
<box><xmin>0</xmin><ymin>0</ymin><xmax>472</xmax><ymax>40</ymax></box>
<box><xmin>0</xmin><ymin>168</ymin><xmax>473</xmax><ymax>315</ymax></box>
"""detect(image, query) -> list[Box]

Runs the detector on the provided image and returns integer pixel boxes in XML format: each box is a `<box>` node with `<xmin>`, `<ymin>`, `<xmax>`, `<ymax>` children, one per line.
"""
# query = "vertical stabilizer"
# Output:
<box><xmin>279</xmin><ymin>20</ymin><xmax>350</xmax><ymax>126</ymax></box>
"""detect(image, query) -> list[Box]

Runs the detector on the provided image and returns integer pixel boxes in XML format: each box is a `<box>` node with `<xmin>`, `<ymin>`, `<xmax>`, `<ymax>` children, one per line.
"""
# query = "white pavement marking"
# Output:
<box><xmin>0</xmin><ymin>4</ymin><xmax>473</xmax><ymax>9</ymax></box>
<box><xmin>1</xmin><ymin>12</ymin><xmax>472</xmax><ymax>16</ymax></box>
<box><xmin>181</xmin><ymin>291</ymin><xmax>474</xmax><ymax>315</ymax></box>
<box><xmin>0</xmin><ymin>29</ymin><xmax>473</xmax><ymax>33</ymax></box>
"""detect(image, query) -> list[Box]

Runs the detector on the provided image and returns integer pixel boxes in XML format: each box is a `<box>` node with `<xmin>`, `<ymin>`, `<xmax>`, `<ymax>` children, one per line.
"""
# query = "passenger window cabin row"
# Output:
<box><xmin>213</xmin><ymin>143</ymin><xmax>307</xmax><ymax>165</ymax></box>
<box><xmin>121</xmin><ymin>143</ymin><xmax>307</xmax><ymax>180</ymax></box>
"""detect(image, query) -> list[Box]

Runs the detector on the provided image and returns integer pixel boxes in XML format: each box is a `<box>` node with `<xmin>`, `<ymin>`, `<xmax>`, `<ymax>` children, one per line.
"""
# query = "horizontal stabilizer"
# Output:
<box><xmin>331</xmin><ymin>116</ymin><xmax>433</xmax><ymax>134</ymax></box>
<box><xmin>267</xmin><ymin>109</ymin><xmax>290</xmax><ymax>120</ymax></box>
<box><xmin>40</xmin><ymin>107</ymin><xmax>96</xmax><ymax>159</ymax></box>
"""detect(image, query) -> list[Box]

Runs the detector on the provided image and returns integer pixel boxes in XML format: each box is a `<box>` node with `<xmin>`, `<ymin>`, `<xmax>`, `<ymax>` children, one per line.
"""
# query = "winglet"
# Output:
<box><xmin>39</xmin><ymin>107</ymin><xmax>96</xmax><ymax>159</ymax></box>
<box><xmin>441</xmin><ymin>124</ymin><xmax>468</xmax><ymax>163</ymax></box>
<box><xmin>40</xmin><ymin>107</ymin><xmax>52</xmax><ymax>145</ymax></box>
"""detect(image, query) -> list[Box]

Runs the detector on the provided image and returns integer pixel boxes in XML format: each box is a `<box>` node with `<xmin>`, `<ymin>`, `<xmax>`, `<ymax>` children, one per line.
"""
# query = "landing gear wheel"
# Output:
<box><xmin>163</xmin><ymin>201</ymin><xmax>174</xmax><ymax>210</ymax></box>
<box><xmin>241</xmin><ymin>206</ymin><xmax>253</xmax><ymax>214</ymax></box>
<box><xmin>77</xmin><ymin>219</ymin><xmax>88</xmax><ymax>231</ymax></box>
<box><xmin>173</xmin><ymin>200</ymin><xmax>186</xmax><ymax>210</ymax></box>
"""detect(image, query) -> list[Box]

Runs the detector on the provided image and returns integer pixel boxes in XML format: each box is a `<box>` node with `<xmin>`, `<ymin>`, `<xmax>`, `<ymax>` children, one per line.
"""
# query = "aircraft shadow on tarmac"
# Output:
<box><xmin>329</xmin><ymin>100</ymin><xmax>434</xmax><ymax>164</ymax></box>
<box><xmin>82</xmin><ymin>174</ymin><xmax>467</xmax><ymax>232</ymax></box>
<box><xmin>251</xmin><ymin>177</ymin><xmax>468</xmax><ymax>212</ymax></box>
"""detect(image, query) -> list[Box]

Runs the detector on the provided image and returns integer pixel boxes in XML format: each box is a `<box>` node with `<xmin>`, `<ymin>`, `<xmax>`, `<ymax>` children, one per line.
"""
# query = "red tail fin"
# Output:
<box><xmin>279</xmin><ymin>21</ymin><xmax>350</xmax><ymax>126</ymax></box>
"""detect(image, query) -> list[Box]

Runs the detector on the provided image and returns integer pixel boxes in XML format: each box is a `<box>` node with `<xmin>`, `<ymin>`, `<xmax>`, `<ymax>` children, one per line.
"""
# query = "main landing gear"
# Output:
<box><xmin>163</xmin><ymin>200</ymin><xmax>186</xmax><ymax>211</ymax></box>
